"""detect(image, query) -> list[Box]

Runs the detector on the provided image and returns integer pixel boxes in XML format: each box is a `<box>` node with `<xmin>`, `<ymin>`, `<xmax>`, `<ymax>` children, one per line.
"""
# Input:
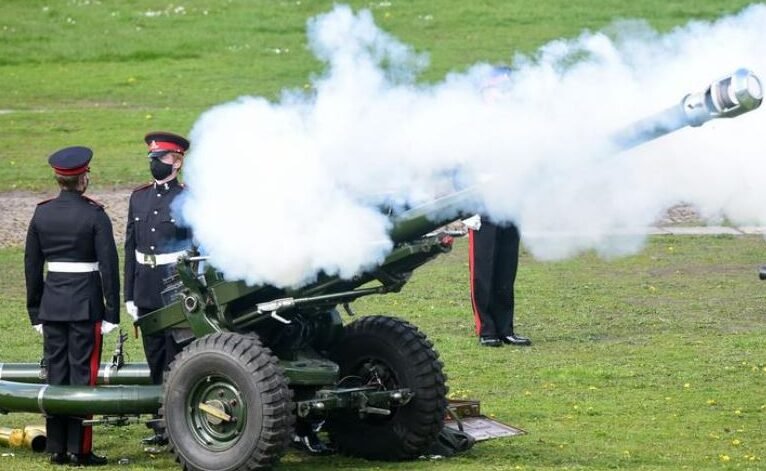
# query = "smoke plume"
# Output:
<box><xmin>180</xmin><ymin>4</ymin><xmax>766</xmax><ymax>287</ymax></box>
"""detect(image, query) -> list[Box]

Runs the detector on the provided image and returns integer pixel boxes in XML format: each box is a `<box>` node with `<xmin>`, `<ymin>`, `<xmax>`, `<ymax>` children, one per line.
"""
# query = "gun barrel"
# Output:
<box><xmin>0</xmin><ymin>362</ymin><xmax>152</xmax><ymax>385</ymax></box>
<box><xmin>613</xmin><ymin>69</ymin><xmax>763</xmax><ymax>149</ymax></box>
<box><xmin>389</xmin><ymin>187</ymin><xmax>479</xmax><ymax>243</ymax></box>
<box><xmin>0</xmin><ymin>380</ymin><xmax>161</xmax><ymax>415</ymax></box>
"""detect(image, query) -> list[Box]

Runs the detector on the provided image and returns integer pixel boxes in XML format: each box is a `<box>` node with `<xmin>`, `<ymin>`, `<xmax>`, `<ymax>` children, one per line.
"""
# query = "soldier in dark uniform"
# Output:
<box><xmin>25</xmin><ymin>146</ymin><xmax>120</xmax><ymax>466</ymax></box>
<box><xmin>468</xmin><ymin>66</ymin><xmax>531</xmax><ymax>348</ymax></box>
<box><xmin>124</xmin><ymin>131</ymin><xmax>192</xmax><ymax>445</ymax></box>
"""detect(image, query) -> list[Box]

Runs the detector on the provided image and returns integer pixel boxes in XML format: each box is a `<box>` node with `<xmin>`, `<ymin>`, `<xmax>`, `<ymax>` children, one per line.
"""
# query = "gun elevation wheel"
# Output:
<box><xmin>161</xmin><ymin>333</ymin><xmax>294</xmax><ymax>471</ymax></box>
<box><xmin>327</xmin><ymin>315</ymin><xmax>447</xmax><ymax>460</ymax></box>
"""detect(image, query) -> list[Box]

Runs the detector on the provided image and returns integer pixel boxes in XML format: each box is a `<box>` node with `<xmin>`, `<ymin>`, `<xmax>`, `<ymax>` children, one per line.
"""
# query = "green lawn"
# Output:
<box><xmin>1</xmin><ymin>236</ymin><xmax>765</xmax><ymax>470</ymax></box>
<box><xmin>0</xmin><ymin>0</ymin><xmax>756</xmax><ymax>190</ymax></box>
<box><xmin>1</xmin><ymin>1</ymin><xmax>765</xmax><ymax>470</ymax></box>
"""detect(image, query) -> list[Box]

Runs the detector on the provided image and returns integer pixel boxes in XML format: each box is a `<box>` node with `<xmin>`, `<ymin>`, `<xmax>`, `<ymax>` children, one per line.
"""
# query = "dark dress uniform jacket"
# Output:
<box><xmin>25</xmin><ymin>190</ymin><xmax>120</xmax><ymax>324</ymax></box>
<box><xmin>124</xmin><ymin>179</ymin><xmax>191</xmax><ymax>310</ymax></box>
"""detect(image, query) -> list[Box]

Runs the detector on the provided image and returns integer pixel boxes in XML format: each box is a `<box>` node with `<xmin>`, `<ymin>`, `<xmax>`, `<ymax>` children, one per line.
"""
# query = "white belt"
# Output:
<box><xmin>135</xmin><ymin>250</ymin><xmax>186</xmax><ymax>267</ymax></box>
<box><xmin>47</xmin><ymin>261</ymin><xmax>99</xmax><ymax>273</ymax></box>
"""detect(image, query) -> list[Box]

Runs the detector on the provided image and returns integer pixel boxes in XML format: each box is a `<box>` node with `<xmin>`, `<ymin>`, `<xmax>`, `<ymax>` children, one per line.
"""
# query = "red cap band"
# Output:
<box><xmin>52</xmin><ymin>165</ymin><xmax>89</xmax><ymax>176</ymax></box>
<box><xmin>148</xmin><ymin>140</ymin><xmax>185</xmax><ymax>154</ymax></box>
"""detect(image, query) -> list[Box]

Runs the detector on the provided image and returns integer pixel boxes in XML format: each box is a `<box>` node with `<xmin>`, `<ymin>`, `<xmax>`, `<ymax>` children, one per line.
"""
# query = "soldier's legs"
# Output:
<box><xmin>490</xmin><ymin>224</ymin><xmax>520</xmax><ymax>337</ymax></box>
<box><xmin>141</xmin><ymin>332</ymin><xmax>168</xmax><ymax>384</ymax></box>
<box><xmin>66</xmin><ymin>321</ymin><xmax>102</xmax><ymax>455</ymax></box>
<box><xmin>138</xmin><ymin>308</ymin><xmax>178</xmax><ymax>384</ymax></box>
<box><xmin>43</xmin><ymin>322</ymin><xmax>70</xmax><ymax>454</ymax></box>
<box><xmin>139</xmin><ymin>309</ymin><xmax>179</xmax><ymax>441</ymax></box>
<box><xmin>469</xmin><ymin>223</ymin><xmax>500</xmax><ymax>337</ymax></box>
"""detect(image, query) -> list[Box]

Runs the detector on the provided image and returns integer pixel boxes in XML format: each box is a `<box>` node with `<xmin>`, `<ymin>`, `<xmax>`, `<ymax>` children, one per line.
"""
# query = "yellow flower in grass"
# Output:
<box><xmin>706</xmin><ymin>399</ymin><xmax>717</xmax><ymax>405</ymax></box>
<box><xmin>734</xmin><ymin>409</ymin><xmax>742</xmax><ymax>416</ymax></box>
<box><xmin>719</xmin><ymin>454</ymin><xmax>730</xmax><ymax>462</ymax></box>
<box><xmin>731</xmin><ymin>439</ymin><xmax>741</xmax><ymax>446</ymax></box>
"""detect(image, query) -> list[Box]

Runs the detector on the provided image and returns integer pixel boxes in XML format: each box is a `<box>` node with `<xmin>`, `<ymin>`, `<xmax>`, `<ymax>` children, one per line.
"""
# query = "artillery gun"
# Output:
<box><xmin>0</xmin><ymin>69</ymin><xmax>762</xmax><ymax>470</ymax></box>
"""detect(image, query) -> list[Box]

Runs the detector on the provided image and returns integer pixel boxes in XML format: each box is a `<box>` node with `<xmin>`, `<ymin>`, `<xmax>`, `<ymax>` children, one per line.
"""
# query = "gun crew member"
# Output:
<box><xmin>469</xmin><ymin>66</ymin><xmax>531</xmax><ymax>348</ymax></box>
<box><xmin>124</xmin><ymin>131</ymin><xmax>192</xmax><ymax>446</ymax></box>
<box><xmin>25</xmin><ymin>146</ymin><xmax>120</xmax><ymax>466</ymax></box>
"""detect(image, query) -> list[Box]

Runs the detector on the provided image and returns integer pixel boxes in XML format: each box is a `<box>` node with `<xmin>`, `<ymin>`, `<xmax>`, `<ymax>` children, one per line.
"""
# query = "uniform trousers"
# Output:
<box><xmin>138</xmin><ymin>307</ymin><xmax>181</xmax><ymax>436</ymax></box>
<box><xmin>138</xmin><ymin>308</ymin><xmax>181</xmax><ymax>385</ymax></box>
<box><xmin>43</xmin><ymin>321</ymin><xmax>102</xmax><ymax>454</ymax></box>
<box><xmin>468</xmin><ymin>222</ymin><xmax>520</xmax><ymax>338</ymax></box>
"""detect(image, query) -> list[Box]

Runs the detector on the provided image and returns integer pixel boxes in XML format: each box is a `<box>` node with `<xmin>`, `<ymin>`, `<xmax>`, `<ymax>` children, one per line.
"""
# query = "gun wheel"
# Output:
<box><xmin>161</xmin><ymin>333</ymin><xmax>294</xmax><ymax>471</ymax></box>
<box><xmin>327</xmin><ymin>315</ymin><xmax>447</xmax><ymax>460</ymax></box>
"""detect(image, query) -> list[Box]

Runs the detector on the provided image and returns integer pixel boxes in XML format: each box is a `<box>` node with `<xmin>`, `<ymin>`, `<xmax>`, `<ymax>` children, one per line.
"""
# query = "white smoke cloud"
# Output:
<box><xmin>180</xmin><ymin>4</ymin><xmax>766</xmax><ymax>287</ymax></box>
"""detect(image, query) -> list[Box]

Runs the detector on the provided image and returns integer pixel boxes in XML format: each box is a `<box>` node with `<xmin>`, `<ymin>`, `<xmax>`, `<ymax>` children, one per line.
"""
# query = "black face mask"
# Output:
<box><xmin>150</xmin><ymin>159</ymin><xmax>174</xmax><ymax>180</ymax></box>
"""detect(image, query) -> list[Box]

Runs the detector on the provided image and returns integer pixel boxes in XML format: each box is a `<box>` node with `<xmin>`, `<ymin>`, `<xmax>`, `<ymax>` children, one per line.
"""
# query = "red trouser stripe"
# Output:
<box><xmin>81</xmin><ymin>322</ymin><xmax>102</xmax><ymax>454</ymax></box>
<box><xmin>468</xmin><ymin>229</ymin><xmax>482</xmax><ymax>335</ymax></box>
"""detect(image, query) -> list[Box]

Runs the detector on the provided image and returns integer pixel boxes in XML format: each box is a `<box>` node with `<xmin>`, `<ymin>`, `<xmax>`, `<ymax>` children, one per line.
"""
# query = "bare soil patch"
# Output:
<box><xmin>0</xmin><ymin>190</ymin><xmax>703</xmax><ymax>248</ymax></box>
<box><xmin>0</xmin><ymin>188</ymin><xmax>133</xmax><ymax>248</ymax></box>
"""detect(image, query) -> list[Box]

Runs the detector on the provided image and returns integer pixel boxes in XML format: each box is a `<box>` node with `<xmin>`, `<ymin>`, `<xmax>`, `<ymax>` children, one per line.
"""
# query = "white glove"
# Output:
<box><xmin>33</xmin><ymin>324</ymin><xmax>43</xmax><ymax>335</ymax></box>
<box><xmin>101</xmin><ymin>321</ymin><xmax>118</xmax><ymax>335</ymax></box>
<box><xmin>462</xmin><ymin>214</ymin><xmax>482</xmax><ymax>231</ymax></box>
<box><xmin>125</xmin><ymin>301</ymin><xmax>139</xmax><ymax>322</ymax></box>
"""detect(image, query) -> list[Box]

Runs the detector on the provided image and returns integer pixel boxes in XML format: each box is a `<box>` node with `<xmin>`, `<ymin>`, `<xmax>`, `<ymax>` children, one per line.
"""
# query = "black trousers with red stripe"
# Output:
<box><xmin>43</xmin><ymin>321</ymin><xmax>102</xmax><ymax>455</ymax></box>
<box><xmin>469</xmin><ymin>221</ymin><xmax>520</xmax><ymax>338</ymax></box>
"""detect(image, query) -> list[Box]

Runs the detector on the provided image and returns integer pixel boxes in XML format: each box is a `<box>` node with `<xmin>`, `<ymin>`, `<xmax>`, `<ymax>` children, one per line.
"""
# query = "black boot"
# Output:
<box><xmin>49</xmin><ymin>452</ymin><xmax>68</xmax><ymax>465</ymax></box>
<box><xmin>500</xmin><ymin>334</ymin><xmax>531</xmax><ymax>346</ymax></box>
<box><xmin>292</xmin><ymin>431</ymin><xmax>334</xmax><ymax>455</ymax></box>
<box><xmin>141</xmin><ymin>434</ymin><xmax>169</xmax><ymax>446</ymax></box>
<box><xmin>68</xmin><ymin>452</ymin><xmax>108</xmax><ymax>466</ymax></box>
<box><xmin>479</xmin><ymin>336</ymin><xmax>502</xmax><ymax>347</ymax></box>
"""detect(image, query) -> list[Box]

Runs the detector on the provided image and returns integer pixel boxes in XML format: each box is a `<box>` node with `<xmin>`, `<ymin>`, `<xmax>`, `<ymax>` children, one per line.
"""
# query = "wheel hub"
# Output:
<box><xmin>186</xmin><ymin>375</ymin><xmax>247</xmax><ymax>451</ymax></box>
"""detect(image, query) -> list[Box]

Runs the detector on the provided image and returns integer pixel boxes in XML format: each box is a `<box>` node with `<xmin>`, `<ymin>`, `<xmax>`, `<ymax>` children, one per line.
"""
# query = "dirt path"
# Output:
<box><xmin>0</xmin><ymin>189</ymin><xmax>133</xmax><ymax>248</ymax></box>
<box><xmin>0</xmin><ymin>189</ymin><xmax>702</xmax><ymax>248</ymax></box>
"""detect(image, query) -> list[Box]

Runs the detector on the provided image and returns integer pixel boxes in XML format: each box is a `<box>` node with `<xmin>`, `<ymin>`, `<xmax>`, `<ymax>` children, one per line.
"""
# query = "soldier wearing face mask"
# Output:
<box><xmin>124</xmin><ymin>131</ymin><xmax>192</xmax><ymax>446</ymax></box>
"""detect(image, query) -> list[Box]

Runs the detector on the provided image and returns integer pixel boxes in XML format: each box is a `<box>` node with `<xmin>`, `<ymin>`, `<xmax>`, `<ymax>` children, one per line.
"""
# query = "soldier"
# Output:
<box><xmin>469</xmin><ymin>66</ymin><xmax>531</xmax><ymax>347</ymax></box>
<box><xmin>25</xmin><ymin>146</ymin><xmax>120</xmax><ymax>466</ymax></box>
<box><xmin>124</xmin><ymin>131</ymin><xmax>192</xmax><ymax>446</ymax></box>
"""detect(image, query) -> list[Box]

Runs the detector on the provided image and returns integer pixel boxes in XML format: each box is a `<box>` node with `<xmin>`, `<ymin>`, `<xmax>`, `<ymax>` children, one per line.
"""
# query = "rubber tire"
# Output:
<box><xmin>326</xmin><ymin>315</ymin><xmax>447</xmax><ymax>460</ymax></box>
<box><xmin>161</xmin><ymin>333</ymin><xmax>294</xmax><ymax>471</ymax></box>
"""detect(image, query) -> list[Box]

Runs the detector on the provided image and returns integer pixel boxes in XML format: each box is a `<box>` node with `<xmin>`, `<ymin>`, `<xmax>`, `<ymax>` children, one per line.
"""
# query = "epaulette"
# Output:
<box><xmin>37</xmin><ymin>197</ymin><xmax>55</xmax><ymax>206</ymax></box>
<box><xmin>133</xmin><ymin>182</ymin><xmax>153</xmax><ymax>192</ymax></box>
<box><xmin>81</xmin><ymin>195</ymin><xmax>105</xmax><ymax>208</ymax></box>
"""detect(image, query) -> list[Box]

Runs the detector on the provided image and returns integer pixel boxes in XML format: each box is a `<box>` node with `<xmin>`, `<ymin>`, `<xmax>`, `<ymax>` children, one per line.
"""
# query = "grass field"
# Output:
<box><xmin>1</xmin><ymin>236</ymin><xmax>765</xmax><ymax>470</ymax></box>
<box><xmin>1</xmin><ymin>1</ymin><xmax>765</xmax><ymax>470</ymax></box>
